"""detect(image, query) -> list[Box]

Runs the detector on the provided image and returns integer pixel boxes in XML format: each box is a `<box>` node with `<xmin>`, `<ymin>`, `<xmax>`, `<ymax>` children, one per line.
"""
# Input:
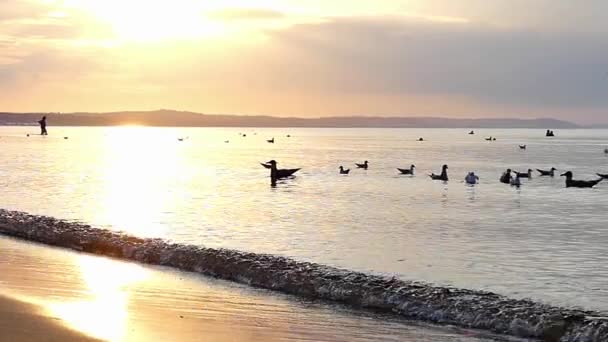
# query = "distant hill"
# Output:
<box><xmin>0</xmin><ymin>110</ymin><xmax>581</xmax><ymax>128</ymax></box>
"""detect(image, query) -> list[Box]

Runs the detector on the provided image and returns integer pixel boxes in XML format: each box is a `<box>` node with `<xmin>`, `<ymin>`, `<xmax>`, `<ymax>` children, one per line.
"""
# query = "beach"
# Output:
<box><xmin>0</xmin><ymin>235</ymin><xmax>506</xmax><ymax>341</ymax></box>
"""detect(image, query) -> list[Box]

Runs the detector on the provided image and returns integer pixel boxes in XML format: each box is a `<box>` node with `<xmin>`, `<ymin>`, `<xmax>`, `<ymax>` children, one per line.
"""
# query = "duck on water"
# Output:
<box><xmin>397</xmin><ymin>165</ymin><xmax>415</xmax><ymax>175</ymax></box>
<box><xmin>561</xmin><ymin>171</ymin><xmax>603</xmax><ymax>188</ymax></box>
<box><xmin>339</xmin><ymin>166</ymin><xmax>350</xmax><ymax>174</ymax></box>
<box><xmin>465</xmin><ymin>172</ymin><xmax>479</xmax><ymax>185</ymax></box>
<box><xmin>430</xmin><ymin>165</ymin><xmax>448</xmax><ymax>181</ymax></box>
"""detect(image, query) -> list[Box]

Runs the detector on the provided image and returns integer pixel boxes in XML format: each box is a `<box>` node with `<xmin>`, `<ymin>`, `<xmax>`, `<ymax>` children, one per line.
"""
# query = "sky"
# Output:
<box><xmin>0</xmin><ymin>0</ymin><xmax>607</xmax><ymax>124</ymax></box>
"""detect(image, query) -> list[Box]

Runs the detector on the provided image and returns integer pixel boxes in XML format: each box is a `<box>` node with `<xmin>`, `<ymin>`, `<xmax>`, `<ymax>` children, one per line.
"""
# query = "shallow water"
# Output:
<box><xmin>1</xmin><ymin>126</ymin><xmax>607</xmax><ymax>311</ymax></box>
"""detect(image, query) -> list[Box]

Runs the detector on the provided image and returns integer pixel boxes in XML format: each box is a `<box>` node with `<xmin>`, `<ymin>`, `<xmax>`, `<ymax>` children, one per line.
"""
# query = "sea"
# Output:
<box><xmin>1</xmin><ymin>126</ymin><xmax>607</xmax><ymax>317</ymax></box>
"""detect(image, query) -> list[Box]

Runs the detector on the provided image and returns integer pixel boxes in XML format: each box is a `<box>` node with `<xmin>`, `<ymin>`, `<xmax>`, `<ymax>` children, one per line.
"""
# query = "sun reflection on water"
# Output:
<box><xmin>46</xmin><ymin>255</ymin><xmax>149</xmax><ymax>341</ymax></box>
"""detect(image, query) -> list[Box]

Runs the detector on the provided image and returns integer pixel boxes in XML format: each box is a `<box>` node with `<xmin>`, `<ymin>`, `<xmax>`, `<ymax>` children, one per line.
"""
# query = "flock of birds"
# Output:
<box><xmin>257</xmin><ymin>130</ymin><xmax>608</xmax><ymax>189</ymax></box>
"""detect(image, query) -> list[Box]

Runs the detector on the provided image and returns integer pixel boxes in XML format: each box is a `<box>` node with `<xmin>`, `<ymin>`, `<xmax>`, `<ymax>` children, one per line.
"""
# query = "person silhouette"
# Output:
<box><xmin>38</xmin><ymin>116</ymin><xmax>48</xmax><ymax>135</ymax></box>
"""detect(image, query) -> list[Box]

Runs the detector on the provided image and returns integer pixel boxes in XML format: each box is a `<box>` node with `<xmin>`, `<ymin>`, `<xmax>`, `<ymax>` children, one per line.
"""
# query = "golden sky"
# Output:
<box><xmin>1</xmin><ymin>0</ymin><xmax>607</xmax><ymax>123</ymax></box>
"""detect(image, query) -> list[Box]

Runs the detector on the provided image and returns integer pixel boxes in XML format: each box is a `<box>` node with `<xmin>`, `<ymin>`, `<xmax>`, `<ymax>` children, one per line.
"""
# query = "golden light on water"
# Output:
<box><xmin>46</xmin><ymin>256</ymin><xmax>149</xmax><ymax>341</ymax></box>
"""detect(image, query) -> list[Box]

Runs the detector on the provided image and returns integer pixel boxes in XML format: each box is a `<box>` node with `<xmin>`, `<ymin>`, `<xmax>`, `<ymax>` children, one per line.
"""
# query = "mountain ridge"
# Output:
<box><xmin>0</xmin><ymin>110</ymin><xmax>583</xmax><ymax>128</ymax></box>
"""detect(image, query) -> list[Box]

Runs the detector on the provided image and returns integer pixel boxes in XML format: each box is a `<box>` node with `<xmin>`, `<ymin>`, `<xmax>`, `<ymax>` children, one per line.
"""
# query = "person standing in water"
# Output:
<box><xmin>38</xmin><ymin>116</ymin><xmax>48</xmax><ymax>135</ymax></box>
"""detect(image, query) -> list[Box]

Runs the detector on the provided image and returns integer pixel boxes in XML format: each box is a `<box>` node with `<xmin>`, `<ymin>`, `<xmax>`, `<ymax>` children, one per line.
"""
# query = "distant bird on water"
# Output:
<box><xmin>510</xmin><ymin>173</ymin><xmax>521</xmax><ymax>187</ymax></box>
<box><xmin>465</xmin><ymin>172</ymin><xmax>479</xmax><ymax>185</ymax></box>
<box><xmin>267</xmin><ymin>138</ymin><xmax>274</xmax><ymax>143</ymax></box>
<box><xmin>469</xmin><ymin>130</ymin><xmax>475</xmax><ymax>135</ymax></box>
<box><xmin>500</xmin><ymin>169</ymin><xmax>512</xmax><ymax>184</ymax></box>
<box><xmin>397</xmin><ymin>165</ymin><xmax>416</xmax><ymax>175</ymax></box>
<box><xmin>339</xmin><ymin>166</ymin><xmax>350</xmax><ymax>174</ymax></box>
<box><xmin>537</xmin><ymin>168</ymin><xmax>557</xmax><ymax>177</ymax></box>
<box><xmin>266</xmin><ymin>160</ymin><xmax>300</xmax><ymax>184</ymax></box>
<box><xmin>418</xmin><ymin>137</ymin><xmax>424</xmax><ymax>141</ymax></box>
<box><xmin>430</xmin><ymin>164</ymin><xmax>448</xmax><ymax>181</ymax></box>
<box><xmin>355</xmin><ymin>160</ymin><xmax>369</xmax><ymax>169</ymax></box>
<box><xmin>561</xmin><ymin>171</ymin><xmax>603</xmax><ymax>188</ymax></box>
<box><xmin>519</xmin><ymin>145</ymin><xmax>527</xmax><ymax>150</ymax></box>
<box><xmin>485</xmin><ymin>137</ymin><xmax>493</xmax><ymax>141</ymax></box>
<box><xmin>515</xmin><ymin>169</ymin><xmax>533</xmax><ymax>179</ymax></box>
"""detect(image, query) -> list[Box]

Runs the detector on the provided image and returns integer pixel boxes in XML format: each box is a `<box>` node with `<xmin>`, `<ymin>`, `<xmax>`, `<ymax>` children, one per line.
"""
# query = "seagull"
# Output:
<box><xmin>561</xmin><ymin>171</ymin><xmax>603</xmax><ymax>188</ymax></box>
<box><xmin>355</xmin><ymin>160</ymin><xmax>369</xmax><ymax>169</ymax></box>
<box><xmin>537</xmin><ymin>168</ymin><xmax>557</xmax><ymax>177</ymax></box>
<box><xmin>339</xmin><ymin>166</ymin><xmax>350</xmax><ymax>174</ymax></box>
<box><xmin>430</xmin><ymin>164</ymin><xmax>448</xmax><ymax>181</ymax></box>
<box><xmin>397</xmin><ymin>165</ymin><xmax>416</xmax><ymax>175</ymax></box>
<box><xmin>265</xmin><ymin>160</ymin><xmax>300</xmax><ymax>182</ymax></box>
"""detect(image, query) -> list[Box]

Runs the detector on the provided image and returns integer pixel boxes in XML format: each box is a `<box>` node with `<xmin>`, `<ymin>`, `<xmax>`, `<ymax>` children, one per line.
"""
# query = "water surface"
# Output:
<box><xmin>1</xmin><ymin>126</ymin><xmax>607</xmax><ymax>311</ymax></box>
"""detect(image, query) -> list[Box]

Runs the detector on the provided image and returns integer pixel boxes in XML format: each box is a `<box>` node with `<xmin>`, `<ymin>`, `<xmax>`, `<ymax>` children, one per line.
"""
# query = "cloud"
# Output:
<box><xmin>243</xmin><ymin>17</ymin><xmax>608</xmax><ymax>112</ymax></box>
<box><xmin>207</xmin><ymin>8</ymin><xmax>286</xmax><ymax>21</ymax></box>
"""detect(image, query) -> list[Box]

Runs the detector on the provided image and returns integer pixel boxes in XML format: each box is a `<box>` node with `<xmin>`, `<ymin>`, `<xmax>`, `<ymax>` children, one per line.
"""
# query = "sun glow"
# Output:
<box><xmin>64</xmin><ymin>0</ymin><xmax>230</xmax><ymax>41</ymax></box>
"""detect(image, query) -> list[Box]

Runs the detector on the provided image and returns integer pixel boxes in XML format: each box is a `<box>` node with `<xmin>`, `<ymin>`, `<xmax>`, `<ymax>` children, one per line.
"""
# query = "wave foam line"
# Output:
<box><xmin>0</xmin><ymin>209</ymin><xmax>606</xmax><ymax>341</ymax></box>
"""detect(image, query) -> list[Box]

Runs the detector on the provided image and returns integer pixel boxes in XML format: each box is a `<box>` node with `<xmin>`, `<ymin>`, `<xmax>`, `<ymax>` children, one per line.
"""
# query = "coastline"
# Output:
<box><xmin>1</xmin><ymin>209</ymin><xmax>606</xmax><ymax>341</ymax></box>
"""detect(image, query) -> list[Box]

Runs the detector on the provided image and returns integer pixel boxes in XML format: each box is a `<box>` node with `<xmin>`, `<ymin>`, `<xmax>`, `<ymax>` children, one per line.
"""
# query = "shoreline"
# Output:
<box><xmin>0</xmin><ymin>294</ymin><xmax>101</xmax><ymax>342</ymax></box>
<box><xmin>1</xmin><ymin>209</ymin><xmax>606</xmax><ymax>341</ymax></box>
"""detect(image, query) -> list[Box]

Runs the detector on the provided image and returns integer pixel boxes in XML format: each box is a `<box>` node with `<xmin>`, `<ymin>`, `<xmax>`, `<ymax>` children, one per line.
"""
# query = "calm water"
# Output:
<box><xmin>1</xmin><ymin>126</ymin><xmax>607</xmax><ymax>311</ymax></box>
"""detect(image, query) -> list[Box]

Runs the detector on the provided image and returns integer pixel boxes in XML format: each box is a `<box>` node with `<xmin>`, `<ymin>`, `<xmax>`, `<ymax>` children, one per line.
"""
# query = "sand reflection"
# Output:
<box><xmin>46</xmin><ymin>255</ymin><xmax>149</xmax><ymax>341</ymax></box>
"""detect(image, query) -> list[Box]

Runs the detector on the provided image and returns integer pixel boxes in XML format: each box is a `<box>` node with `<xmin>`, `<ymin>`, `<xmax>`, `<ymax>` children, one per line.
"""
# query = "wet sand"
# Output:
<box><xmin>0</xmin><ymin>236</ymin><xmax>508</xmax><ymax>342</ymax></box>
<box><xmin>0</xmin><ymin>295</ymin><xmax>101</xmax><ymax>342</ymax></box>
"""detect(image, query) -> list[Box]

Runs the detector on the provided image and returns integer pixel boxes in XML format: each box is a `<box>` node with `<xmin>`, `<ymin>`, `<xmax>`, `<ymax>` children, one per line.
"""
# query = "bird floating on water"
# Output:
<box><xmin>500</xmin><ymin>169</ymin><xmax>512</xmax><ymax>184</ymax></box>
<box><xmin>465</xmin><ymin>172</ymin><xmax>479</xmax><ymax>185</ymax></box>
<box><xmin>397</xmin><ymin>165</ymin><xmax>416</xmax><ymax>175</ymax></box>
<box><xmin>430</xmin><ymin>164</ymin><xmax>448</xmax><ymax>181</ymax></box>
<box><xmin>485</xmin><ymin>137</ymin><xmax>493</xmax><ymax>141</ymax></box>
<box><xmin>355</xmin><ymin>160</ymin><xmax>369</xmax><ymax>169</ymax></box>
<box><xmin>510</xmin><ymin>173</ymin><xmax>521</xmax><ymax>187</ymax></box>
<box><xmin>267</xmin><ymin>138</ymin><xmax>274</xmax><ymax>143</ymax></box>
<box><xmin>266</xmin><ymin>160</ymin><xmax>300</xmax><ymax>184</ymax></box>
<box><xmin>546</xmin><ymin>130</ymin><xmax>555</xmax><ymax>137</ymax></box>
<box><xmin>561</xmin><ymin>171</ymin><xmax>603</xmax><ymax>188</ymax></box>
<box><xmin>469</xmin><ymin>130</ymin><xmax>475</xmax><ymax>135</ymax></box>
<box><xmin>515</xmin><ymin>169</ymin><xmax>533</xmax><ymax>178</ymax></box>
<box><xmin>339</xmin><ymin>166</ymin><xmax>350</xmax><ymax>174</ymax></box>
<box><xmin>537</xmin><ymin>168</ymin><xmax>557</xmax><ymax>177</ymax></box>
<box><xmin>519</xmin><ymin>145</ymin><xmax>527</xmax><ymax>150</ymax></box>
<box><xmin>418</xmin><ymin>137</ymin><xmax>424</xmax><ymax>141</ymax></box>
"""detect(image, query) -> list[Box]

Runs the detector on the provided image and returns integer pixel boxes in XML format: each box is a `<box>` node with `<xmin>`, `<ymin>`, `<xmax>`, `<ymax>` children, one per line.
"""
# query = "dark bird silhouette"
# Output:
<box><xmin>510</xmin><ymin>173</ymin><xmax>521</xmax><ymax>187</ymax></box>
<box><xmin>519</xmin><ymin>145</ymin><xmax>526</xmax><ymax>150</ymax></box>
<box><xmin>63</xmin><ymin>137</ymin><xmax>68</xmax><ymax>140</ymax></box>
<box><xmin>597</xmin><ymin>173</ymin><xmax>608</xmax><ymax>179</ymax></box>
<box><xmin>465</xmin><ymin>172</ymin><xmax>479</xmax><ymax>185</ymax></box>
<box><xmin>266</xmin><ymin>160</ymin><xmax>300</xmax><ymax>184</ymax></box>
<box><xmin>469</xmin><ymin>130</ymin><xmax>475</xmax><ymax>135</ymax></box>
<box><xmin>267</xmin><ymin>138</ymin><xmax>274</xmax><ymax>143</ymax></box>
<box><xmin>515</xmin><ymin>169</ymin><xmax>533</xmax><ymax>178</ymax></box>
<box><xmin>546</xmin><ymin>130</ymin><xmax>555</xmax><ymax>137</ymax></box>
<box><xmin>286</xmin><ymin>134</ymin><xmax>291</xmax><ymax>138</ymax></box>
<box><xmin>500</xmin><ymin>169</ymin><xmax>512</xmax><ymax>184</ymax></box>
<box><xmin>561</xmin><ymin>171</ymin><xmax>603</xmax><ymax>188</ymax></box>
<box><xmin>397</xmin><ymin>165</ymin><xmax>415</xmax><ymax>175</ymax></box>
<box><xmin>537</xmin><ymin>168</ymin><xmax>557</xmax><ymax>177</ymax></box>
<box><xmin>339</xmin><ymin>166</ymin><xmax>350</xmax><ymax>174</ymax></box>
<box><xmin>430</xmin><ymin>164</ymin><xmax>448</xmax><ymax>181</ymax></box>
<box><xmin>355</xmin><ymin>160</ymin><xmax>369</xmax><ymax>169</ymax></box>
<box><xmin>418</xmin><ymin>137</ymin><xmax>424</xmax><ymax>141</ymax></box>
<box><xmin>485</xmin><ymin>137</ymin><xmax>493</xmax><ymax>141</ymax></box>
